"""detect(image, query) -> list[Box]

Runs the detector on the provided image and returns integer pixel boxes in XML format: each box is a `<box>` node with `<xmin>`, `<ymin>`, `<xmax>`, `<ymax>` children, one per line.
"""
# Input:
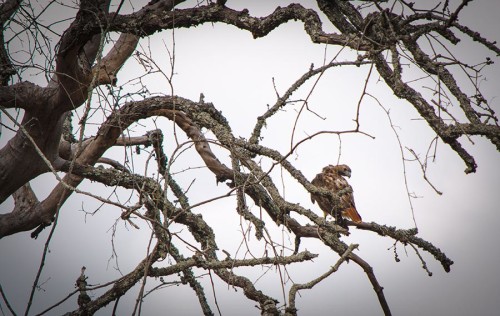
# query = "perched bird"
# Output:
<box><xmin>310</xmin><ymin>164</ymin><xmax>362</xmax><ymax>223</ymax></box>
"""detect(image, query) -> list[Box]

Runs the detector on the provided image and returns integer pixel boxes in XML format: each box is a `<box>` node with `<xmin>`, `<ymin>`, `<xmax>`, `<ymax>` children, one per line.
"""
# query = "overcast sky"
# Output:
<box><xmin>1</xmin><ymin>1</ymin><xmax>499</xmax><ymax>315</ymax></box>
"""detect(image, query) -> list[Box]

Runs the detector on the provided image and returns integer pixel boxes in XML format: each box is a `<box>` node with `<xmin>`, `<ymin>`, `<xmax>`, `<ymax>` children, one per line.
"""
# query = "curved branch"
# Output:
<box><xmin>104</xmin><ymin>3</ymin><xmax>371</xmax><ymax>50</ymax></box>
<box><xmin>0</xmin><ymin>96</ymin><xmax>229</xmax><ymax>237</ymax></box>
<box><xmin>371</xmin><ymin>53</ymin><xmax>478</xmax><ymax>173</ymax></box>
<box><xmin>354</xmin><ymin>221</ymin><xmax>454</xmax><ymax>272</ymax></box>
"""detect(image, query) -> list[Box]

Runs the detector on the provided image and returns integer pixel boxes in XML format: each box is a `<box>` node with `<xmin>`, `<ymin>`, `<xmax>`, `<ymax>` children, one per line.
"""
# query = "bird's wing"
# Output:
<box><xmin>310</xmin><ymin>174</ymin><xmax>322</xmax><ymax>204</ymax></box>
<box><xmin>334</xmin><ymin>176</ymin><xmax>362</xmax><ymax>222</ymax></box>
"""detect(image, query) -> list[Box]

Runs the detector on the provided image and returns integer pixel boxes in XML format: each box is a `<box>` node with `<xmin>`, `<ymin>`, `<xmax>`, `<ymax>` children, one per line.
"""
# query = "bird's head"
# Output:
<box><xmin>324</xmin><ymin>164</ymin><xmax>352</xmax><ymax>178</ymax></box>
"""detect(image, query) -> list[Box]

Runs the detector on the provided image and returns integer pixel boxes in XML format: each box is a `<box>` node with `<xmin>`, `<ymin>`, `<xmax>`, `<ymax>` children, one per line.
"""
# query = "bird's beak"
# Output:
<box><xmin>345</xmin><ymin>171</ymin><xmax>351</xmax><ymax>178</ymax></box>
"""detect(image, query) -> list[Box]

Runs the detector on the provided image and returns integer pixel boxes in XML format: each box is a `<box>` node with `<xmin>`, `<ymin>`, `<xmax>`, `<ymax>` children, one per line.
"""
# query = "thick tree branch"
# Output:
<box><xmin>0</xmin><ymin>36</ymin><xmax>138</xmax><ymax>203</ymax></box>
<box><xmin>92</xmin><ymin>33</ymin><xmax>139</xmax><ymax>85</ymax></box>
<box><xmin>0</xmin><ymin>83</ymin><xmax>53</xmax><ymax>110</ymax></box>
<box><xmin>62</xmin><ymin>3</ymin><xmax>372</xmax><ymax>51</ymax></box>
<box><xmin>54</xmin><ymin>1</ymin><xmax>111</xmax><ymax>109</ymax></box>
<box><xmin>354</xmin><ymin>221</ymin><xmax>454</xmax><ymax>272</ymax></box>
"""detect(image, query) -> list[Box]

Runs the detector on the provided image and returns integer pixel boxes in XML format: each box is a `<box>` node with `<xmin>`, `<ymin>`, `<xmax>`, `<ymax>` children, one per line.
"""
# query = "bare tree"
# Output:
<box><xmin>0</xmin><ymin>0</ymin><xmax>498</xmax><ymax>315</ymax></box>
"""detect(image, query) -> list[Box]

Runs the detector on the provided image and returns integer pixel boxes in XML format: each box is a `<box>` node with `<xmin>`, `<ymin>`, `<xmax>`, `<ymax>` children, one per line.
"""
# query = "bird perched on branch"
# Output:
<box><xmin>310</xmin><ymin>164</ymin><xmax>362</xmax><ymax>223</ymax></box>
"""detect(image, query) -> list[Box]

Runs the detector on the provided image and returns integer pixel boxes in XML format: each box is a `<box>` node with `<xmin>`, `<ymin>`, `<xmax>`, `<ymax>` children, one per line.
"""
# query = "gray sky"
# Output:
<box><xmin>1</xmin><ymin>1</ymin><xmax>499</xmax><ymax>315</ymax></box>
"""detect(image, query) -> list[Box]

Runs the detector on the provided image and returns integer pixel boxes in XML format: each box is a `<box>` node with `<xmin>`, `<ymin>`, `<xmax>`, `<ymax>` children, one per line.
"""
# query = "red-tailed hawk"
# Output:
<box><xmin>310</xmin><ymin>164</ymin><xmax>362</xmax><ymax>223</ymax></box>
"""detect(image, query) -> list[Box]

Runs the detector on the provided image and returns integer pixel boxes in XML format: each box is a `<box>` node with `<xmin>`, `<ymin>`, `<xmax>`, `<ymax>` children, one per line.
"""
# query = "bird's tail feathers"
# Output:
<box><xmin>343</xmin><ymin>207</ymin><xmax>362</xmax><ymax>223</ymax></box>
